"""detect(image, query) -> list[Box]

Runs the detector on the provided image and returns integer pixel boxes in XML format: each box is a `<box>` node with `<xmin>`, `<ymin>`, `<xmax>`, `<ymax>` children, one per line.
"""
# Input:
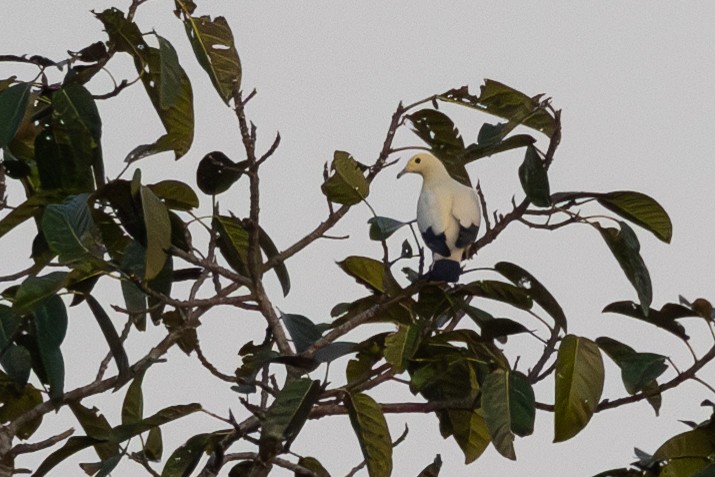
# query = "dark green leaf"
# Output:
<box><xmin>162</xmin><ymin>309</ymin><xmax>197</xmax><ymax>355</ymax></box>
<box><xmin>259</xmin><ymin>226</ymin><xmax>290</xmax><ymax>297</ymax></box>
<box><xmin>42</xmin><ymin>193</ymin><xmax>103</xmax><ymax>266</ymax></box>
<box><xmin>598</xmin><ymin>191</ymin><xmax>672</xmax><ymax>243</ymax></box>
<box><xmin>122</xmin><ymin>371</ymin><xmax>145</xmax><ymax>425</ymax></box>
<box><xmin>337</xmin><ymin>256</ymin><xmax>400</xmax><ymax>295</ymax></box>
<box><xmin>459</xmin><ymin>280</ymin><xmax>533</xmax><ymax>310</ymax></box>
<box><xmin>33</xmin><ymin>295</ymin><xmax>67</xmax><ymax>401</ymax></box>
<box><xmin>296</xmin><ymin>456</ymin><xmax>331</xmax><ymax>477</ymax></box>
<box><xmin>85</xmin><ymin>294</ymin><xmax>130</xmax><ymax>381</ymax></box>
<box><xmin>321</xmin><ymin>151</ymin><xmax>369</xmax><ymax>205</ymax></box>
<box><xmin>13</xmin><ymin>272</ymin><xmax>67</xmax><ymax>314</ymax></box>
<box><xmin>554</xmin><ymin>335</ymin><xmax>604</xmax><ymax>442</ymax></box>
<box><xmin>112</xmin><ymin>403</ymin><xmax>202</xmax><ymax>442</ymax></box>
<box><xmin>69</xmin><ymin>402</ymin><xmax>120</xmax><ymax>460</ymax></box>
<box><xmin>482</xmin><ymin>370</ymin><xmax>535</xmax><ymax>460</ymax></box>
<box><xmin>97</xmin><ymin>10</ymin><xmax>194</xmax><ymax>162</ymax></box>
<box><xmin>416</xmin><ymin>455</ymin><xmax>442</xmax><ymax>477</ymax></box>
<box><xmin>260</xmin><ymin>378</ymin><xmax>320</xmax><ymax>458</ymax></box>
<box><xmin>0</xmin><ymin>190</ymin><xmax>66</xmax><ymax>241</ymax></box>
<box><xmin>494</xmin><ymin>261</ymin><xmax>567</xmax><ymax>331</ymax></box>
<box><xmin>479</xmin><ymin>318</ymin><xmax>529</xmax><ymax>341</ymax></box>
<box><xmin>518</xmin><ymin>144</ymin><xmax>550</xmax><ymax>207</ymax></box>
<box><xmin>34</xmin><ymin>436</ymin><xmax>108</xmax><ymax>477</ymax></box>
<box><xmin>313</xmin><ymin>341</ymin><xmax>356</xmax><ymax>363</ymax></box>
<box><xmin>174</xmin><ymin>4</ymin><xmax>242</xmax><ymax>103</ymax></box>
<box><xmin>598</xmin><ymin>222</ymin><xmax>652</xmax><ymax>315</ymax></box>
<box><xmin>0</xmin><ymin>379</ymin><xmax>43</xmax><ymax>439</ymax></box>
<box><xmin>368</xmin><ymin>216</ymin><xmax>408</xmax><ymax>241</ymax></box>
<box><xmin>407</xmin><ymin>109</ymin><xmax>470</xmax><ymax>187</ymax></box>
<box><xmin>0</xmin><ymin>305</ymin><xmax>31</xmax><ymax>385</ymax></box>
<box><xmin>160</xmin><ymin>432</ymin><xmax>211</xmax><ymax>477</ymax></box>
<box><xmin>654</xmin><ymin>427</ymin><xmax>715</xmax><ymax>473</ymax></box>
<box><xmin>384</xmin><ymin>325</ymin><xmax>420</xmax><ymax>373</ymax></box>
<box><xmin>596</xmin><ymin>337</ymin><xmax>668</xmax><ymax>395</ymax></box>
<box><xmin>463</xmin><ymin>134</ymin><xmax>536</xmax><ymax>164</ymax></box>
<box><xmin>149</xmin><ymin>180</ymin><xmax>199</xmax><ymax>210</ymax></box>
<box><xmin>439</xmin><ymin>80</ymin><xmax>555</xmax><ymax>135</ymax></box>
<box><xmin>214</xmin><ymin>215</ymin><xmax>249</xmax><ymax>277</ymax></box>
<box><xmin>282</xmin><ymin>313</ymin><xmax>322</xmax><ymax>353</ymax></box>
<box><xmin>158</xmin><ymin>35</ymin><xmax>183</xmax><ymax>109</ymax></box>
<box><xmin>120</xmin><ymin>240</ymin><xmax>147</xmax><ymax>330</ymax></box>
<box><xmin>196</xmin><ymin>151</ymin><xmax>244</xmax><ymax>195</ymax></box>
<box><xmin>347</xmin><ymin>392</ymin><xmax>392</xmax><ymax>477</ymax></box>
<box><xmin>144</xmin><ymin>426</ymin><xmax>163</xmax><ymax>461</ymax></box>
<box><xmin>603</xmin><ymin>301</ymin><xmax>693</xmax><ymax>341</ymax></box>
<box><xmin>0</xmin><ymin>82</ymin><xmax>32</xmax><ymax>148</ymax></box>
<box><xmin>140</xmin><ymin>184</ymin><xmax>171</xmax><ymax>280</ymax></box>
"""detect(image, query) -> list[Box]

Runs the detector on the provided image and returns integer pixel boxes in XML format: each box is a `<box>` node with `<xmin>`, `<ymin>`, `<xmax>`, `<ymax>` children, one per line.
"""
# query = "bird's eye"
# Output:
<box><xmin>415</xmin><ymin>158</ymin><xmax>421</xmax><ymax>164</ymax></box>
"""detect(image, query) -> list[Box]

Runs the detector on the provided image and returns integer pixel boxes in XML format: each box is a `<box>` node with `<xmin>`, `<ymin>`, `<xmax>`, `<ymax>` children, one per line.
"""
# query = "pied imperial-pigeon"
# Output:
<box><xmin>397</xmin><ymin>152</ymin><xmax>481</xmax><ymax>282</ymax></box>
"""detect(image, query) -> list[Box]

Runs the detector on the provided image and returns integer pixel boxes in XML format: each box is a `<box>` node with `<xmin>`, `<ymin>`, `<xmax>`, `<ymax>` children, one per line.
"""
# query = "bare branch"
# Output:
<box><xmin>10</xmin><ymin>428</ymin><xmax>74</xmax><ymax>456</ymax></box>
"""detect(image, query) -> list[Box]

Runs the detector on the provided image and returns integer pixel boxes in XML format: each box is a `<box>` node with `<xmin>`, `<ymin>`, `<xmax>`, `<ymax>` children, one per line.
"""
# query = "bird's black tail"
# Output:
<box><xmin>427</xmin><ymin>259</ymin><xmax>462</xmax><ymax>283</ymax></box>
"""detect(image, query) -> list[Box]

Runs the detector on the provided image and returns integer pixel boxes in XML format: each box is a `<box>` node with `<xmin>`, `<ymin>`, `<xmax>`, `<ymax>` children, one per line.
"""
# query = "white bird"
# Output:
<box><xmin>397</xmin><ymin>152</ymin><xmax>481</xmax><ymax>282</ymax></box>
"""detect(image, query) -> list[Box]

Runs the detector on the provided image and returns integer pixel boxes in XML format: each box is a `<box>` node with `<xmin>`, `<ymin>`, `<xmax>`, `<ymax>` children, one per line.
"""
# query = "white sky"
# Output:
<box><xmin>2</xmin><ymin>2</ymin><xmax>715</xmax><ymax>476</ymax></box>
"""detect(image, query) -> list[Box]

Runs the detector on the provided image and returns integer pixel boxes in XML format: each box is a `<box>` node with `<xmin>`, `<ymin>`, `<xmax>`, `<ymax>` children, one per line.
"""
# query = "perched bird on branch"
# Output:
<box><xmin>397</xmin><ymin>152</ymin><xmax>481</xmax><ymax>282</ymax></box>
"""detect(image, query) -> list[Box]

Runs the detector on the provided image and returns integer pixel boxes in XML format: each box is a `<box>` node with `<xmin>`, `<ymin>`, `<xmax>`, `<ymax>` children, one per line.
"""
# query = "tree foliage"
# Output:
<box><xmin>0</xmin><ymin>2</ymin><xmax>712</xmax><ymax>476</ymax></box>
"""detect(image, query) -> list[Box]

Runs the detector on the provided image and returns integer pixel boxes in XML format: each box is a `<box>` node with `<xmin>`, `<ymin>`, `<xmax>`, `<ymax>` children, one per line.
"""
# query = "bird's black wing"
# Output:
<box><xmin>421</xmin><ymin>227</ymin><xmax>451</xmax><ymax>256</ymax></box>
<box><xmin>455</xmin><ymin>223</ymin><xmax>479</xmax><ymax>248</ymax></box>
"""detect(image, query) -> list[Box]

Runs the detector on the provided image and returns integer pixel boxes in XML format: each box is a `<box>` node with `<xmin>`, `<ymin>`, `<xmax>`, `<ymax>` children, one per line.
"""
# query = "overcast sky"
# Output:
<box><xmin>2</xmin><ymin>2</ymin><xmax>715</xmax><ymax>476</ymax></box>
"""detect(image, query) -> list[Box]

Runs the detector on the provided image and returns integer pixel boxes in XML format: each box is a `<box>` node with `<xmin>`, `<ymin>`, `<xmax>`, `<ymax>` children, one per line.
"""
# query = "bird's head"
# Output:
<box><xmin>396</xmin><ymin>152</ymin><xmax>445</xmax><ymax>179</ymax></box>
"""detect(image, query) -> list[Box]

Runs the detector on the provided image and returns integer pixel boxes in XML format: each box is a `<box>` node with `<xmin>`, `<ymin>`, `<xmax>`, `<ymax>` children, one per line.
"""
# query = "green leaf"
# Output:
<box><xmin>494</xmin><ymin>261</ymin><xmax>567</xmax><ymax>331</ymax></box>
<box><xmin>112</xmin><ymin>403</ymin><xmax>202</xmax><ymax>442</ymax></box>
<box><xmin>347</xmin><ymin>392</ymin><xmax>392</xmax><ymax>477</ymax></box>
<box><xmin>0</xmin><ymin>82</ymin><xmax>32</xmax><ymax>148</ymax></box>
<box><xmin>598</xmin><ymin>222</ymin><xmax>652</xmax><ymax>315</ymax></box>
<box><xmin>447</xmin><ymin>410</ymin><xmax>490</xmax><ymax>464</ymax></box>
<box><xmin>158</xmin><ymin>35</ymin><xmax>183</xmax><ymax>109</ymax></box>
<box><xmin>13</xmin><ymin>272</ymin><xmax>68</xmax><ymax>313</ymax></box>
<box><xmin>596</xmin><ymin>337</ymin><xmax>668</xmax><ymax>394</ymax></box>
<box><xmin>654</xmin><ymin>427</ymin><xmax>715</xmax><ymax>467</ymax></box>
<box><xmin>260</xmin><ymin>378</ymin><xmax>321</xmax><ymax>458</ymax></box>
<box><xmin>144</xmin><ymin>426</ymin><xmax>163</xmax><ymax>461</ymax></box>
<box><xmin>463</xmin><ymin>134</ymin><xmax>536</xmax><ymax>164</ymax></box>
<box><xmin>50</xmin><ymin>83</ymin><xmax>103</xmax><ymax>190</ymax></box>
<box><xmin>282</xmin><ymin>313</ymin><xmax>323</xmax><ymax>353</ymax></box>
<box><xmin>259</xmin><ymin>226</ymin><xmax>291</xmax><ymax>297</ymax></box>
<box><xmin>0</xmin><ymin>377</ymin><xmax>43</xmax><ymax>439</ymax></box>
<box><xmin>416</xmin><ymin>455</ymin><xmax>442</xmax><ymax>477</ymax></box>
<box><xmin>120</xmin><ymin>240</ymin><xmax>147</xmax><ymax>329</ymax></box>
<box><xmin>33</xmin><ymin>294</ymin><xmax>67</xmax><ymax>401</ymax></box>
<box><xmin>214</xmin><ymin>215</ymin><xmax>249</xmax><ymax>276</ymax></box>
<box><xmin>42</xmin><ymin>193</ymin><xmax>103</xmax><ymax>265</ymax></box>
<box><xmin>97</xmin><ymin>10</ymin><xmax>194</xmax><ymax>162</ymax></box>
<box><xmin>459</xmin><ymin>280</ymin><xmax>533</xmax><ymax>310</ymax></box>
<box><xmin>34</xmin><ymin>436</ymin><xmax>108</xmax><ymax>477</ymax></box>
<box><xmin>174</xmin><ymin>3</ymin><xmax>242</xmax><ymax>103</ymax></box>
<box><xmin>85</xmin><ymin>294</ymin><xmax>130</xmax><ymax>380</ymax></box>
<box><xmin>196</xmin><ymin>151</ymin><xmax>244</xmax><ymax>195</ymax></box>
<box><xmin>321</xmin><ymin>151</ymin><xmax>369</xmax><ymax>205</ymax></box>
<box><xmin>482</xmin><ymin>370</ymin><xmax>535</xmax><ymax>460</ymax></box>
<box><xmin>140</xmin><ymin>185</ymin><xmax>171</xmax><ymax>280</ymax></box>
<box><xmin>69</xmin><ymin>402</ymin><xmax>120</xmax><ymax>460</ymax></box>
<box><xmin>597</xmin><ymin>191</ymin><xmax>672</xmax><ymax>243</ymax></box>
<box><xmin>338</xmin><ymin>256</ymin><xmax>400</xmax><ymax>295</ymax></box>
<box><xmin>368</xmin><ymin>216</ymin><xmax>408</xmax><ymax>241</ymax></box>
<box><xmin>518</xmin><ymin>144</ymin><xmax>550</xmax><ymax>207</ymax></box>
<box><xmin>384</xmin><ymin>325</ymin><xmax>420</xmax><ymax>373</ymax></box>
<box><xmin>554</xmin><ymin>335</ymin><xmax>604</xmax><ymax>442</ymax></box>
<box><xmin>0</xmin><ymin>305</ymin><xmax>31</xmax><ymax>385</ymax></box>
<box><xmin>160</xmin><ymin>432</ymin><xmax>212</xmax><ymax>477</ymax></box>
<box><xmin>0</xmin><ymin>190</ymin><xmax>66</xmax><ymax>241</ymax></box>
<box><xmin>439</xmin><ymin>80</ymin><xmax>555</xmax><ymax>136</ymax></box>
<box><xmin>407</xmin><ymin>109</ymin><xmax>470</xmax><ymax>187</ymax></box>
<box><xmin>296</xmin><ymin>456</ymin><xmax>331</xmax><ymax>477</ymax></box>
<box><xmin>313</xmin><ymin>341</ymin><xmax>356</xmax><ymax>363</ymax></box>
<box><xmin>603</xmin><ymin>301</ymin><xmax>693</xmax><ymax>341</ymax></box>
<box><xmin>149</xmin><ymin>180</ymin><xmax>199</xmax><ymax>210</ymax></box>
<box><xmin>122</xmin><ymin>371</ymin><xmax>145</xmax><ymax>425</ymax></box>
